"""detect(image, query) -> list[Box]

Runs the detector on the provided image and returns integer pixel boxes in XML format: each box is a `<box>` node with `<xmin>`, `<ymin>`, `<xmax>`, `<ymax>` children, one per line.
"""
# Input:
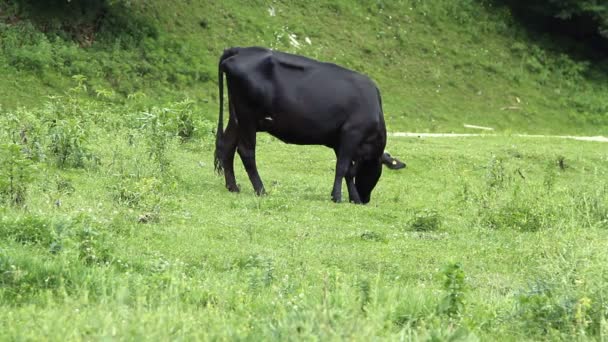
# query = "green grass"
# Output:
<box><xmin>1</xmin><ymin>95</ymin><xmax>607</xmax><ymax>339</ymax></box>
<box><xmin>1</xmin><ymin>0</ymin><xmax>607</xmax><ymax>134</ymax></box>
<box><xmin>1</xmin><ymin>1</ymin><xmax>608</xmax><ymax>339</ymax></box>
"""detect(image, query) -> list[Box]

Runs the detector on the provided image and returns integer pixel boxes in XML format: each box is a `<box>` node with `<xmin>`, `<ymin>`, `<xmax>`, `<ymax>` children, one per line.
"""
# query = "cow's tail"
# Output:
<box><xmin>376</xmin><ymin>86</ymin><xmax>387</xmax><ymax>151</ymax></box>
<box><xmin>214</xmin><ymin>47</ymin><xmax>240</xmax><ymax>174</ymax></box>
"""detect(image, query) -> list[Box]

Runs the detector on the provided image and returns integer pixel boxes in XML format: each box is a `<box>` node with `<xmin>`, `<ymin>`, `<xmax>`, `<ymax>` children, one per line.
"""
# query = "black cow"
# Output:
<box><xmin>214</xmin><ymin>47</ymin><xmax>387</xmax><ymax>204</ymax></box>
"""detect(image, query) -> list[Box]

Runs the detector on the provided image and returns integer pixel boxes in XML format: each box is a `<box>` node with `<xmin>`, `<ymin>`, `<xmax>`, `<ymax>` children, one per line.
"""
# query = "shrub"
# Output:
<box><xmin>0</xmin><ymin>143</ymin><xmax>38</xmax><ymax>207</ymax></box>
<box><xmin>138</xmin><ymin>109</ymin><xmax>174</xmax><ymax>174</ymax></box>
<box><xmin>0</xmin><ymin>110</ymin><xmax>46</xmax><ymax>162</ymax></box>
<box><xmin>47</xmin><ymin>117</ymin><xmax>96</xmax><ymax>168</ymax></box>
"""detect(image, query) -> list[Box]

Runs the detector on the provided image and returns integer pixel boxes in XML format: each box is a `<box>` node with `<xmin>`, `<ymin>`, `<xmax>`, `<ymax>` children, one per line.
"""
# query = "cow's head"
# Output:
<box><xmin>355</xmin><ymin>158</ymin><xmax>383</xmax><ymax>204</ymax></box>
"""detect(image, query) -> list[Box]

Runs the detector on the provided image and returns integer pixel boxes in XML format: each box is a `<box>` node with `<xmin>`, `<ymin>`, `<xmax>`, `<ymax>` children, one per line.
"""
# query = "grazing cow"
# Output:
<box><xmin>214</xmin><ymin>47</ymin><xmax>387</xmax><ymax>204</ymax></box>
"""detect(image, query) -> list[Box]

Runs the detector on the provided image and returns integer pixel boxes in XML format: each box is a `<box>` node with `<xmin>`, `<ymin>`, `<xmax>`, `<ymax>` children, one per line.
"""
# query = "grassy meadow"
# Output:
<box><xmin>1</xmin><ymin>91</ymin><xmax>607</xmax><ymax>339</ymax></box>
<box><xmin>1</xmin><ymin>0</ymin><xmax>608</xmax><ymax>340</ymax></box>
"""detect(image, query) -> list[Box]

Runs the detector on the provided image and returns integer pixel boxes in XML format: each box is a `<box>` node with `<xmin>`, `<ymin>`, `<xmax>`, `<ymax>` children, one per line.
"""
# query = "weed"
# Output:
<box><xmin>515</xmin><ymin>281</ymin><xmax>600</xmax><ymax>337</ymax></box>
<box><xmin>138</xmin><ymin>109</ymin><xmax>175</xmax><ymax>174</ymax></box>
<box><xmin>360</xmin><ymin>230</ymin><xmax>385</xmax><ymax>242</ymax></box>
<box><xmin>0</xmin><ymin>111</ymin><xmax>46</xmax><ymax>162</ymax></box>
<box><xmin>358</xmin><ymin>278</ymin><xmax>371</xmax><ymax>312</ymax></box>
<box><xmin>76</xmin><ymin>218</ymin><xmax>113</xmax><ymax>266</ymax></box>
<box><xmin>543</xmin><ymin>160</ymin><xmax>557</xmax><ymax>192</ymax></box>
<box><xmin>54</xmin><ymin>175</ymin><xmax>75</xmax><ymax>195</ymax></box>
<box><xmin>409</xmin><ymin>209</ymin><xmax>442</xmax><ymax>232</ymax></box>
<box><xmin>0</xmin><ymin>143</ymin><xmax>38</xmax><ymax>207</ymax></box>
<box><xmin>485</xmin><ymin>155</ymin><xmax>509</xmax><ymax>191</ymax></box>
<box><xmin>110</xmin><ymin>175</ymin><xmax>162</xmax><ymax>209</ymax></box>
<box><xmin>557</xmin><ymin>155</ymin><xmax>567</xmax><ymax>171</ymax></box>
<box><xmin>171</xmin><ymin>99</ymin><xmax>197</xmax><ymax>140</ymax></box>
<box><xmin>482</xmin><ymin>200</ymin><xmax>547</xmax><ymax>232</ymax></box>
<box><xmin>438</xmin><ymin>262</ymin><xmax>466</xmax><ymax>319</ymax></box>
<box><xmin>392</xmin><ymin>297</ymin><xmax>433</xmax><ymax>328</ymax></box>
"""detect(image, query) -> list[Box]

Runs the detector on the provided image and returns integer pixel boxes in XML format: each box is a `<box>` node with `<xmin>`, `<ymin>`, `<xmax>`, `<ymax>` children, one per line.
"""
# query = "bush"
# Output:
<box><xmin>0</xmin><ymin>143</ymin><xmax>38</xmax><ymax>207</ymax></box>
<box><xmin>47</xmin><ymin>117</ymin><xmax>96</xmax><ymax>168</ymax></box>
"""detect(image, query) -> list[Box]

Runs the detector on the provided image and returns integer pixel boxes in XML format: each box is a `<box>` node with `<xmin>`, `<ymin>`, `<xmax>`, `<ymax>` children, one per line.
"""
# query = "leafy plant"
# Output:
<box><xmin>0</xmin><ymin>143</ymin><xmax>38</xmax><ymax>207</ymax></box>
<box><xmin>138</xmin><ymin>109</ymin><xmax>174</xmax><ymax>174</ymax></box>
<box><xmin>47</xmin><ymin>117</ymin><xmax>96</xmax><ymax>168</ymax></box>
<box><xmin>77</xmin><ymin>223</ymin><xmax>113</xmax><ymax>266</ymax></box>
<box><xmin>438</xmin><ymin>262</ymin><xmax>467</xmax><ymax>319</ymax></box>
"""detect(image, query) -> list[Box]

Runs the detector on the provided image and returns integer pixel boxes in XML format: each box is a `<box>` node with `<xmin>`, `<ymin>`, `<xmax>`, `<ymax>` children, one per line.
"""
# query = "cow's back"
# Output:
<box><xmin>221</xmin><ymin>47</ymin><xmax>384</xmax><ymax>148</ymax></box>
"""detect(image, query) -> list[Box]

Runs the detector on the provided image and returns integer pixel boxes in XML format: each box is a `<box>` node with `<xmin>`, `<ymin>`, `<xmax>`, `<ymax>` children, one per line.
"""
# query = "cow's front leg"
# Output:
<box><xmin>237</xmin><ymin>129</ymin><xmax>265</xmax><ymax>196</ymax></box>
<box><xmin>331</xmin><ymin>156</ymin><xmax>352</xmax><ymax>203</ymax></box>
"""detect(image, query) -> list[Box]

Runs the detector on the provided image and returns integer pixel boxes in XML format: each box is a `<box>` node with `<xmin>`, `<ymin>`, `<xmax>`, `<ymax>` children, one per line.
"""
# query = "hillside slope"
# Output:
<box><xmin>1</xmin><ymin>0</ymin><xmax>607</xmax><ymax>134</ymax></box>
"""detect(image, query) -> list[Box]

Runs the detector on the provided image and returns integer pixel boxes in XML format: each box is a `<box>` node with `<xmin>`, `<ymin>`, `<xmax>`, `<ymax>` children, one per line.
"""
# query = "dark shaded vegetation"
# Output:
<box><xmin>495</xmin><ymin>0</ymin><xmax>608</xmax><ymax>59</ymax></box>
<box><xmin>2</xmin><ymin>0</ymin><xmax>157</xmax><ymax>46</ymax></box>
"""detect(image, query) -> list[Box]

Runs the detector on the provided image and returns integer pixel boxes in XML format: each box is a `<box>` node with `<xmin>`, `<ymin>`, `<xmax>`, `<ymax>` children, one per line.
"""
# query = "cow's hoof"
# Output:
<box><xmin>331</xmin><ymin>195</ymin><xmax>342</xmax><ymax>203</ymax></box>
<box><xmin>227</xmin><ymin>184</ymin><xmax>240</xmax><ymax>193</ymax></box>
<box><xmin>255</xmin><ymin>189</ymin><xmax>267</xmax><ymax>196</ymax></box>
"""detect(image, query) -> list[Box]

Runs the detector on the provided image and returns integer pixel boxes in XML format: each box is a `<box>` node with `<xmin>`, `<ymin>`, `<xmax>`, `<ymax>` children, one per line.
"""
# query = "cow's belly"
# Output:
<box><xmin>259</xmin><ymin>115</ymin><xmax>339</xmax><ymax>146</ymax></box>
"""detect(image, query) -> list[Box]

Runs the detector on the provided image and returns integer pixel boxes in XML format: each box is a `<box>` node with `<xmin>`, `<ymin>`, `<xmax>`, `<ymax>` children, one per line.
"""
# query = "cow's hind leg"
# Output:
<box><xmin>332</xmin><ymin>133</ymin><xmax>363</xmax><ymax>203</ymax></box>
<box><xmin>346</xmin><ymin>162</ymin><xmax>362</xmax><ymax>204</ymax></box>
<box><xmin>221</xmin><ymin>120</ymin><xmax>240</xmax><ymax>192</ymax></box>
<box><xmin>237</xmin><ymin>124</ymin><xmax>265</xmax><ymax>196</ymax></box>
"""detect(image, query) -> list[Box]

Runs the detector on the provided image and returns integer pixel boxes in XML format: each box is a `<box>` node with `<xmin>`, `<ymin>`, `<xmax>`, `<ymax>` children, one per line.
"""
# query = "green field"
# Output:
<box><xmin>1</xmin><ymin>0</ymin><xmax>608</xmax><ymax>340</ymax></box>
<box><xmin>1</xmin><ymin>97</ymin><xmax>607</xmax><ymax>339</ymax></box>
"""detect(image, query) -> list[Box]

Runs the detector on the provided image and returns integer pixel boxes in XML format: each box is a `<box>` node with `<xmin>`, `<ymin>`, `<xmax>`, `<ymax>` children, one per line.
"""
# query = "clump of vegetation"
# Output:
<box><xmin>360</xmin><ymin>230</ymin><xmax>385</xmax><ymax>242</ymax></box>
<box><xmin>571</xmin><ymin>187</ymin><xmax>608</xmax><ymax>229</ymax></box>
<box><xmin>76</xmin><ymin>218</ymin><xmax>113</xmax><ymax>266</ymax></box>
<box><xmin>110</xmin><ymin>175</ymin><xmax>162</xmax><ymax>209</ymax></box>
<box><xmin>516</xmin><ymin>279</ymin><xmax>607</xmax><ymax>338</ymax></box>
<box><xmin>438</xmin><ymin>262</ymin><xmax>467</xmax><ymax>319</ymax></box>
<box><xmin>481</xmin><ymin>199</ymin><xmax>548</xmax><ymax>232</ymax></box>
<box><xmin>0</xmin><ymin>214</ymin><xmax>55</xmax><ymax>246</ymax></box>
<box><xmin>0</xmin><ymin>143</ymin><xmax>38</xmax><ymax>207</ymax></box>
<box><xmin>47</xmin><ymin>117</ymin><xmax>96</xmax><ymax>168</ymax></box>
<box><xmin>408</xmin><ymin>209</ymin><xmax>442</xmax><ymax>232</ymax></box>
